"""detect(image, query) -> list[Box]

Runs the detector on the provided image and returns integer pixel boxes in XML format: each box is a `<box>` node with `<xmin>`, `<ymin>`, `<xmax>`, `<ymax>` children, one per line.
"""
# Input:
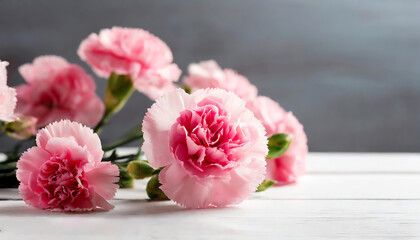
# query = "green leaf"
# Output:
<box><xmin>127</xmin><ymin>160</ymin><xmax>155</xmax><ymax>179</ymax></box>
<box><xmin>256</xmin><ymin>179</ymin><xmax>277</xmax><ymax>192</ymax></box>
<box><xmin>116</xmin><ymin>163</ymin><xmax>134</xmax><ymax>188</ymax></box>
<box><xmin>104</xmin><ymin>73</ymin><xmax>135</xmax><ymax>114</ymax></box>
<box><xmin>146</xmin><ymin>174</ymin><xmax>169</xmax><ymax>200</ymax></box>
<box><xmin>267</xmin><ymin>133</ymin><xmax>293</xmax><ymax>159</ymax></box>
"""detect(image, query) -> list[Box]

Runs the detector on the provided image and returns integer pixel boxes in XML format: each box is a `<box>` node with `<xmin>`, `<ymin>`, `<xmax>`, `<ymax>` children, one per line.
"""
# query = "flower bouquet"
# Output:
<box><xmin>0</xmin><ymin>27</ymin><xmax>307</xmax><ymax>211</ymax></box>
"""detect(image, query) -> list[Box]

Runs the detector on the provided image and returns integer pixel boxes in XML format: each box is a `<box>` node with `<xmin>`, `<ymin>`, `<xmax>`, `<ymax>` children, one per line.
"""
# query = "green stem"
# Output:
<box><xmin>103</xmin><ymin>154</ymin><xmax>139</xmax><ymax>162</ymax></box>
<box><xmin>94</xmin><ymin>73</ymin><xmax>135</xmax><ymax>134</ymax></box>
<box><xmin>94</xmin><ymin>110</ymin><xmax>112</xmax><ymax>134</ymax></box>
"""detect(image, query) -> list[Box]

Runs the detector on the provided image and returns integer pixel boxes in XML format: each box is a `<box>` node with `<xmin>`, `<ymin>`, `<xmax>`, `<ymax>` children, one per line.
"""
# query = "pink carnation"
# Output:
<box><xmin>247</xmin><ymin>96</ymin><xmax>308</xmax><ymax>185</ymax></box>
<box><xmin>142</xmin><ymin>88</ymin><xmax>268</xmax><ymax>208</ymax></box>
<box><xmin>0</xmin><ymin>60</ymin><xmax>17</xmax><ymax>122</ymax></box>
<box><xmin>17</xmin><ymin>120</ymin><xmax>119</xmax><ymax>211</ymax></box>
<box><xmin>15</xmin><ymin>56</ymin><xmax>104</xmax><ymax>128</ymax></box>
<box><xmin>78</xmin><ymin>27</ymin><xmax>182</xmax><ymax>99</ymax></box>
<box><xmin>183</xmin><ymin>60</ymin><xmax>258</xmax><ymax>101</ymax></box>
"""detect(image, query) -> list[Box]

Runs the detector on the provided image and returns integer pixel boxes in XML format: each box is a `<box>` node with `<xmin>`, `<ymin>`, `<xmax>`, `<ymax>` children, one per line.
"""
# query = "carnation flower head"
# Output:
<box><xmin>78</xmin><ymin>26</ymin><xmax>182</xmax><ymax>99</ymax></box>
<box><xmin>0</xmin><ymin>60</ymin><xmax>18</xmax><ymax>122</ymax></box>
<box><xmin>15</xmin><ymin>56</ymin><xmax>104</xmax><ymax>128</ymax></box>
<box><xmin>247</xmin><ymin>96</ymin><xmax>308</xmax><ymax>185</ymax></box>
<box><xmin>17</xmin><ymin>120</ymin><xmax>119</xmax><ymax>211</ymax></box>
<box><xmin>142</xmin><ymin>88</ymin><xmax>268</xmax><ymax>208</ymax></box>
<box><xmin>183</xmin><ymin>60</ymin><xmax>258</xmax><ymax>101</ymax></box>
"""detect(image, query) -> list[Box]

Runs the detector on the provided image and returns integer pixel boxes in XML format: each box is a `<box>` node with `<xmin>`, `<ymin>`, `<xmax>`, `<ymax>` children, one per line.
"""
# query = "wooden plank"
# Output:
<box><xmin>3</xmin><ymin>173</ymin><xmax>420</xmax><ymax>201</ymax></box>
<box><xmin>307</xmin><ymin>153</ymin><xmax>420</xmax><ymax>173</ymax></box>
<box><xmin>0</xmin><ymin>199</ymin><xmax>419</xmax><ymax>240</ymax></box>
<box><xmin>2</xmin><ymin>152</ymin><xmax>420</xmax><ymax>200</ymax></box>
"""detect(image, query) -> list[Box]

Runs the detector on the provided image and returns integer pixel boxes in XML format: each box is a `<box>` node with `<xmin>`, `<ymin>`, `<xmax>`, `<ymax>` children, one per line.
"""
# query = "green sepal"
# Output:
<box><xmin>116</xmin><ymin>162</ymin><xmax>134</xmax><ymax>188</ymax></box>
<box><xmin>127</xmin><ymin>160</ymin><xmax>155</xmax><ymax>179</ymax></box>
<box><xmin>182</xmin><ymin>85</ymin><xmax>192</xmax><ymax>94</ymax></box>
<box><xmin>256</xmin><ymin>179</ymin><xmax>277</xmax><ymax>192</ymax></box>
<box><xmin>104</xmin><ymin>72</ymin><xmax>135</xmax><ymax>114</ymax></box>
<box><xmin>146</xmin><ymin>174</ymin><xmax>169</xmax><ymax>200</ymax></box>
<box><xmin>267</xmin><ymin>133</ymin><xmax>293</xmax><ymax>159</ymax></box>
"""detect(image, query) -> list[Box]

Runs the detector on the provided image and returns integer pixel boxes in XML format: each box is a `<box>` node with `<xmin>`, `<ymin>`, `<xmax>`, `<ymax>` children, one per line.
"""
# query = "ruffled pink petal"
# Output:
<box><xmin>44</xmin><ymin>137</ymin><xmax>91</xmax><ymax>164</ymax></box>
<box><xmin>18</xmin><ymin>55</ymin><xmax>69</xmax><ymax>84</ymax></box>
<box><xmin>210</xmin><ymin>157</ymin><xmax>266</xmax><ymax>207</ymax></box>
<box><xmin>72</xmin><ymin>94</ymin><xmax>105</xmax><ymax>127</ymax></box>
<box><xmin>16</xmin><ymin>147</ymin><xmax>51</xmax><ymax>209</ymax></box>
<box><xmin>93</xmin><ymin>192</ymin><xmax>115</xmax><ymax>211</ymax></box>
<box><xmin>183</xmin><ymin>60</ymin><xmax>258</xmax><ymax>101</ymax></box>
<box><xmin>192</xmin><ymin>89</ymin><xmax>267</xmax><ymax>145</ymax></box>
<box><xmin>0</xmin><ymin>61</ymin><xmax>8</xmax><ymax>85</ymax></box>
<box><xmin>78</xmin><ymin>27</ymin><xmax>180</xmax><ymax>99</ymax></box>
<box><xmin>16</xmin><ymin>56</ymin><xmax>104</xmax><ymax>128</ymax></box>
<box><xmin>144</xmin><ymin>88</ymin><xmax>268</xmax><ymax>208</ymax></box>
<box><xmin>0</xmin><ymin>60</ymin><xmax>17</xmax><ymax>122</ymax></box>
<box><xmin>159</xmin><ymin>156</ymin><xmax>266</xmax><ymax>208</ymax></box>
<box><xmin>0</xmin><ymin>85</ymin><xmax>17</xmax><ymax>122</ymax></box>
<box><xmin>16</xmin><ymin>147</ymin><xmax>50</xmax><ymax>186</ymax></box>
<box><xmin>134</xmin><ymin>63</ymin><xmax>182</xmax><ymax>99</ymax></box>
<box><xmin>78</xmin><ymin>33</ymin><xmax>139</xmax><ymax>78</ymax></box>
<box><xmin>159</xmin><ymin>163</ymin><xmax>213</xmax><ymax>208</ymax></box>
<box><xmin>142</xmin><ymin>89</ymin><xmax>195</xmax><ymax>168</ymax></box>
<box><xmin>84</xmin><ymin>161</ymin><xmax>119</xmax><ymax>200</ymax></box>
<box><xmin>247</xmin><ymin>96</ymin><xmax>308</xmax><ymax>185</ymax></box>
<box><xmin>36</xmin><ymin>120</ymin><xmax>103</xmax><ymax>162</ymax></box>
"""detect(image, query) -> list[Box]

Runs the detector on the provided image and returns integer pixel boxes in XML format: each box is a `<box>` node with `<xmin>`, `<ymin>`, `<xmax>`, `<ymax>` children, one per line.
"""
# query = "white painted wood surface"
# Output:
<box><xmin>0</xmin><ymin>152</ymin><xmax>419</xmax><ymax>239</ymax></box>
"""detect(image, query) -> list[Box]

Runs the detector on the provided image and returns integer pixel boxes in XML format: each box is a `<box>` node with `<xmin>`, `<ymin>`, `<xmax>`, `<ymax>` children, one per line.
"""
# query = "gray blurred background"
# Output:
<box><xmin>1</xmin><ymin>0</ymin><xmax>419</xmax><ymax>152</ymax></box>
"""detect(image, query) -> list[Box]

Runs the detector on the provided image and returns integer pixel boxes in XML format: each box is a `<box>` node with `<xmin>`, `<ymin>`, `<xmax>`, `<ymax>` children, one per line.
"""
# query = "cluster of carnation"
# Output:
<box><xmin>0</xmin><ymin>26</ymin><xmax>307</xmax><ymax>211</ymax></box>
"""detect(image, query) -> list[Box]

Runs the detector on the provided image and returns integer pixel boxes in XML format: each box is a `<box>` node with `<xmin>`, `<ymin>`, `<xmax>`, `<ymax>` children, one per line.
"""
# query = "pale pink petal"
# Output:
<box><xmin>44</xmin><ymin>137</ymin><xmax>91</xmax><ymax>164</ymax></box>
<box><xmin>36</xmin><ymin>120</ymin><xmax>103</xmax><ymax>162</ymax></box>
<box><xmin>143</xmin><ymin>88</ymin><xmax>268</xmax><ymax>208</ymax></box>
<box><xmin>17</xmin><ymin>147</ymin><xmax>51</xmax><ymax>209</ymax></box>
<box><xmin>16</xmin><ymin>147</ymin><xmax>50</xmax><ymax>186</ymax></box>
<box><xmin>183</xmin><ymin>60</ymin><xmax>258</xmax><ymax>101</ymax></box>
<box><xmin>247</xmin><ymin>96</ymin><xmax>308</xmax><ymax>185</ymax></box>
<box><xmin>0</xmin><ymin>85</ymin><xmax>17</xmax><ymax>122</ymax></box>
<box><xmin>0</xmin><ymin>61</ymin><xmax>8</xmax><ymax>85</ymax></box>
<box><xmin>17</xmin><ymin>120</ymin><xmax>118</xmax><ymax>212</ymax></box>
<box><xmin>0</xmin><ymin>61</ymin><xmax>17</xmax><ymax>122</ymax></box>
<box><xmin>93</xmin><ymin>192</ymin><xmax>115</xmax><ymax>211</ymax></box>
<box><xmin>18</xmin><ymin>55</ymin><xmax>69</xmax><ymax>84</ymax></box>
<box><xmin>134</xmin><ymin>63</ymin><xmax>182</xmax><ymax>99</ymax></box>
<box><xmin>84</xmin><ymin>161</ymin><xmax>119</xmax><ymax>200</ymax></box>
<box><xmin>73</xmin><ymin>94</ymin><xmax>105</xmax><ymax>127</ymax></box>
<box><xmin>78</xmin><ymin>27</ymin><xmax>181</xmax><ymax>99</ymax></box>
<box><xmin>142</xmin><ymin>88</ymin><xmax>194</xmax><ymax>168</ymax></box>
<box><xmin>16</xmin><ymin>56</ymin><xmax>104</xmax><ymax>128</ymax></box>
<box><xmin>159</xmin><ymin>163</ymin><xmax>212</xmax><ymax>208</ymax></box>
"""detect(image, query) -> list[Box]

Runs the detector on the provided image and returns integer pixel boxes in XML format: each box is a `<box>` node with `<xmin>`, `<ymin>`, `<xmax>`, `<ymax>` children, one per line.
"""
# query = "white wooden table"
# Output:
<box><xmin>1</xmin><ymin>152</ymin><xmax>420</xmax><ymax>239</ymax></box>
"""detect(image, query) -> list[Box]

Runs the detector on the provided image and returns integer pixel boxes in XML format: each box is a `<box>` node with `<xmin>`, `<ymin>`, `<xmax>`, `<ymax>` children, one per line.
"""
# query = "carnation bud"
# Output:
<box><xmin>2</xmin><ymin>114</ymin><xmax>37</xmax><ymax>140</ymax></box>
<box><xmin>127</xmin><ymin>160</ymin><xmax>155</xmax><ymax>179</ymax></box>
<box><xmin>146</xmin><ymin>174</ymin><xmax>169</xmax><ymax>200</ymax></box>
<box><xmin>116</xmin><ymin>162</ymin><xmax>134</xmax><ymax>188</ymax></box>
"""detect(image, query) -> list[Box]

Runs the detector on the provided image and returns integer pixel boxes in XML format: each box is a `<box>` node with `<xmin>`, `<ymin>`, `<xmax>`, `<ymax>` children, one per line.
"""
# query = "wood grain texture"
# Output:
<box><xmin>0</xmin><ymin>152</ymin><xmax>419</xmax><ymax>239</ymax></box>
